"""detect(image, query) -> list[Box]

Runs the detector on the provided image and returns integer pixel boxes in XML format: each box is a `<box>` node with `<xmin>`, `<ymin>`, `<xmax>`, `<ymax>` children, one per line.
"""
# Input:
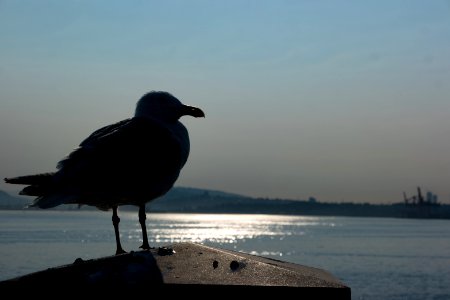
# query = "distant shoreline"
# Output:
<box><xmin>2</xmin><ymin>186</ymin><xmax>449</xmax><ymax>220</ymax></box>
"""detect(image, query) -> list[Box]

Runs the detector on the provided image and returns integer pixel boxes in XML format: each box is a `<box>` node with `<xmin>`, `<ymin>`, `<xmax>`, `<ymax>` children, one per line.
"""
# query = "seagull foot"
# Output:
<box><xmin>115</xmin><ymin>248</ymin><xmax>127</xmax><ymax>255</ymax></box>
<box><xmin>139</xmin><ymin>243</ymin><xmax>151</xmax><ymax>251</ymax></box>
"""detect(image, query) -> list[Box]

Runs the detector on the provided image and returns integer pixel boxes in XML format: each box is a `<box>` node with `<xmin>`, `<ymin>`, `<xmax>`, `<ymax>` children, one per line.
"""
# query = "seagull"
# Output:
<box><xmin>4</xmin><ymin>91</ymin><xmax>205</xmax><ymax>255</ymax></box>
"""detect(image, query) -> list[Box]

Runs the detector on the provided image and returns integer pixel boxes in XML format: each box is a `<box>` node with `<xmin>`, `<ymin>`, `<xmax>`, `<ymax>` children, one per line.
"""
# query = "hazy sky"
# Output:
<box><xmin>1</xmin><ymin>1</ymin><xmax>449</xmax><ymax>204</ymax></box>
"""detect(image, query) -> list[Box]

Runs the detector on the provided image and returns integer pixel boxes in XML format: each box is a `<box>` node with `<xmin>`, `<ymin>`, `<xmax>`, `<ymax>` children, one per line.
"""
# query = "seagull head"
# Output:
<box><xmin>135</xmin><ymin>91</ymin><xmax>205</xmax><ymax>122</ymax></box>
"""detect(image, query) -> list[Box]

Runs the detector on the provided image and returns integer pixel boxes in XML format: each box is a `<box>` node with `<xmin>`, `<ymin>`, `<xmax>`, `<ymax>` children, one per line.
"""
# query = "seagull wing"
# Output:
<box><xmin>54</xmin><ymin>117</ymin><xmax>185</xmax><ymax>202</ymax></box>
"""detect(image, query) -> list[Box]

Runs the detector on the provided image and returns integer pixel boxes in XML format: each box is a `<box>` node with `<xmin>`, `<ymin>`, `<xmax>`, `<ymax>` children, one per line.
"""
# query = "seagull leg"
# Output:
<box><xmin>139</xmin><ymin>204</ymin><xmax>151</xmax><ymax>250</ymax></box>
<box><xmin>112</xmin><ymin>206</ymin><xmax>126</xmax><ymax>255</ymax></box>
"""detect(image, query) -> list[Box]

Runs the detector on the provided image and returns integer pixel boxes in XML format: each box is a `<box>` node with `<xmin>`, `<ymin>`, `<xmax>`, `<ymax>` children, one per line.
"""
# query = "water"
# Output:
<box><xmin>1</xmin><ymin>210</ymin><xmax>449</xmax><ymax>299</ymax></box>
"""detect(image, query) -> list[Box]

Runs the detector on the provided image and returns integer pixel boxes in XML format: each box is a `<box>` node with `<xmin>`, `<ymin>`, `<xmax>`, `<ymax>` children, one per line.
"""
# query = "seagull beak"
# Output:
<box><xmin>180</xmin><ymin>105</ymin><xmax>205</xmax><ymax>118</ymax></box>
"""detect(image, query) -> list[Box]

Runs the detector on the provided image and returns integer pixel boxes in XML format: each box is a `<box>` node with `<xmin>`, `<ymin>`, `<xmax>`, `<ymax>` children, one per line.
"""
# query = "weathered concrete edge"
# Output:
<box><xmin>0</xmin><ymin>242</ymin><xmax>351</xmax><ymax>299</ymax></box>
<box><xmin>197</xmin><ymin>243</ymin><xmax>346</xmax><ymax>285</ymax></box>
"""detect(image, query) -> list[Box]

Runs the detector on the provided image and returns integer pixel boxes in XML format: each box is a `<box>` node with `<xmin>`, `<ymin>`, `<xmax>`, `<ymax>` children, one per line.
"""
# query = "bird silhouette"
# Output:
<box><xmin>4</xmin><ymin>91</ymin><xmax>205</xmax><ymax>255</ymax></box>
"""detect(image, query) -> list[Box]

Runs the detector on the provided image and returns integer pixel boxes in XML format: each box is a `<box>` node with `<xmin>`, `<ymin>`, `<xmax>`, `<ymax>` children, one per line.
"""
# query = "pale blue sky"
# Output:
<box><xmin>1</xmin><ymin>0</ymin><xmax>449</xmax><ymax>203</ymax></box>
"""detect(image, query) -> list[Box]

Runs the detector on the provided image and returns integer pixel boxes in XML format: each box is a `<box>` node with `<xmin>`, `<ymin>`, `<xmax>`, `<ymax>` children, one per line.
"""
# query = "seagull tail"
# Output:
<box><xmin>4</xmin><ymin>173</ymin><xmax>55</xmax><ymax>185</ymax></box>
<box><xmin>28</xmin><ymin>194</ymin><xmax>77</xmax><ymax>209</ymax></box>
<box><xmin>5</xmin><ymin>173</ymin><xmax>59</xmax><ymax>204</ymax></box>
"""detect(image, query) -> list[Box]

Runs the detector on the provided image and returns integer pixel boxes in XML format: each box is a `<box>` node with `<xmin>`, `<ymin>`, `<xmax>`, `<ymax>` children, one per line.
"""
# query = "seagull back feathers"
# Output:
<box><xmin>57</xmin><ymin>117</ymin><xmax>188</xmax><ymax>197</ymax></box>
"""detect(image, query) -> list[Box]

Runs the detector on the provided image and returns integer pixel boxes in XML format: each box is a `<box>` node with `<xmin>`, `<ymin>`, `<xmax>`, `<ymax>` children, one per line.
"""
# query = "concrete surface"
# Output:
<box><xmin>0</xmin><ymin>242</ymin><xmax>351</xmax><ymax>298</ymax></box>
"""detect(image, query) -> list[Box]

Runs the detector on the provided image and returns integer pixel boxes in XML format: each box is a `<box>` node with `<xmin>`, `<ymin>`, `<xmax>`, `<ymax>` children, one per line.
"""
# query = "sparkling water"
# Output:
<box><xmin>1</xmin><ymin>210</ymin><xmax>449</xmax><ymax>299</ymax></box>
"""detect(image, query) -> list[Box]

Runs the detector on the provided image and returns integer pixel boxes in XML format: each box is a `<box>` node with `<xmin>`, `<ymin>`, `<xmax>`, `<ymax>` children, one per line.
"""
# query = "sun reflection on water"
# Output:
<box><xmin>120</xmin><ymin>213</ymin><xmax>337</xmax><ymax>245</ymax></box>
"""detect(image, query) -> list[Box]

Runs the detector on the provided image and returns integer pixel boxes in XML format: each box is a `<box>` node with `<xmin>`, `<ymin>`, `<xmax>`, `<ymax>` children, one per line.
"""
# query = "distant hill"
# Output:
<box><xmin>0</xmin><ymin>187</ymin><xmax>254</xmax><ymax>211</ymax></box>
<box><xmin>0</xmin><ymin>190</ymin><xmax>31</xmax><ymax>209</ymax></box>
<box><xmin>147</xmin><ymin>186</ymin><xmax>256</xmax><ymax>211</ymax></box>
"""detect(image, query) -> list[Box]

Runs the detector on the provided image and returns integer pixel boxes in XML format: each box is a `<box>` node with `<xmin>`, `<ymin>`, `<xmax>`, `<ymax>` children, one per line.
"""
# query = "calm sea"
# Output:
<box><xmin>0</xmin><ymin>210</ymin><xmax>449</xmax><ymax>299</ymax></box>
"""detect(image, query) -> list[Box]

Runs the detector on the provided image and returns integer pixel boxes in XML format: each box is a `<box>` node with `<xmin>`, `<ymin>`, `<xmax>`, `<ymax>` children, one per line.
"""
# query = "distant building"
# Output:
<box><xmin>308</xmin><ymin>197</ymin><xmax>317</xmax><ymax>203</ymax></box>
